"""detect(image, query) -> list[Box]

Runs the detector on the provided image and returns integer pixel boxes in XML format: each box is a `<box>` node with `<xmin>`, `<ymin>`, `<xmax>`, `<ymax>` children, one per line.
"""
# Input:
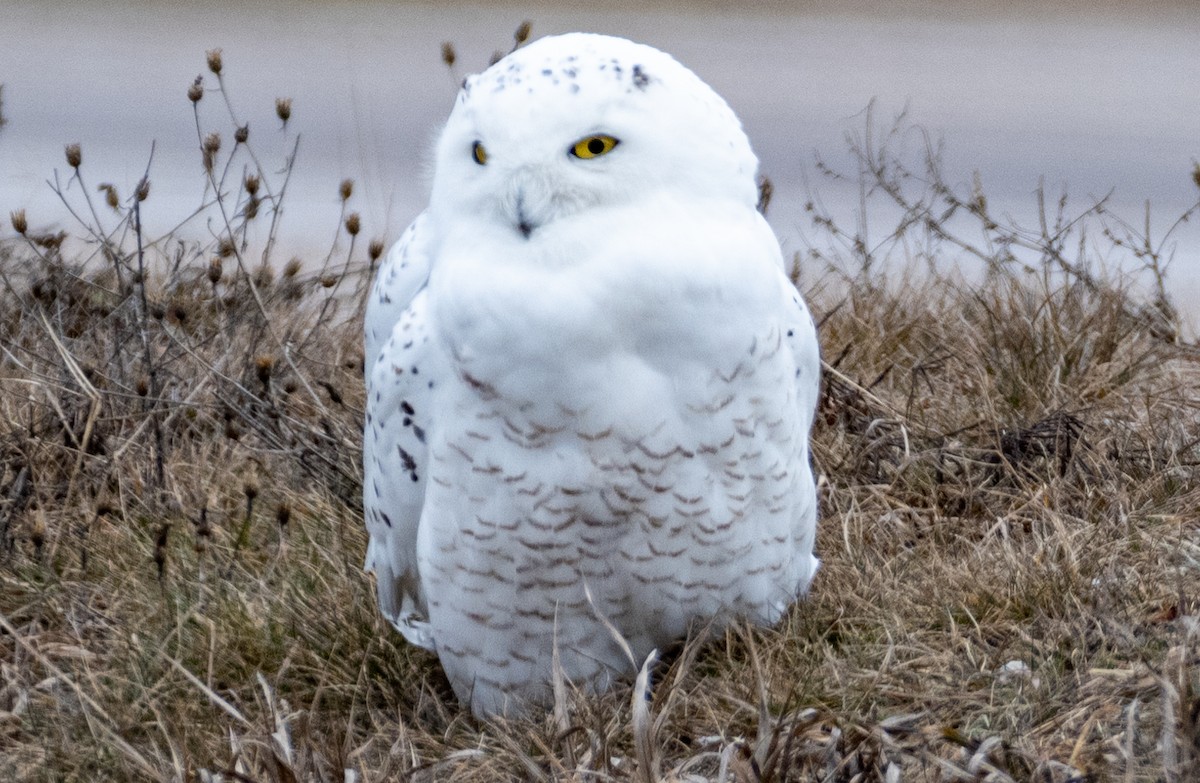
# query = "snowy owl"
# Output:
<box><xmin>363</xmin><ymin>32</ymin><xmax>820</xmax><ymax>718</ymax></box>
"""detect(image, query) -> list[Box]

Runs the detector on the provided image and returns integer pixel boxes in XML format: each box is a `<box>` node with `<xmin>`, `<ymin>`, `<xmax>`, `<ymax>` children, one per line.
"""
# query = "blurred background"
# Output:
<box><xmin>2</xmin><ymin>0</ymin><xmax>1197</xmax><ymax>315</ymax></box>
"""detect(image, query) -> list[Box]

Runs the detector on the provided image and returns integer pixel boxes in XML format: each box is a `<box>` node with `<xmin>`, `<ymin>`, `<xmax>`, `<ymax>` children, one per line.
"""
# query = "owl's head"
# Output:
<box><xmin>429</xmin><ymin>33</ymin><xmax>760</xmax><ymax>240</ymax></box>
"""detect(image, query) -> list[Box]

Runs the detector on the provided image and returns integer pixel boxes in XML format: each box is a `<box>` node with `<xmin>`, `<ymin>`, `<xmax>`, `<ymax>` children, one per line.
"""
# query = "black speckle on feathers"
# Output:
<box><xmin>632</xmin><ymin>64</ymin><xmax>650</xmax><ymax>90</ymax></box>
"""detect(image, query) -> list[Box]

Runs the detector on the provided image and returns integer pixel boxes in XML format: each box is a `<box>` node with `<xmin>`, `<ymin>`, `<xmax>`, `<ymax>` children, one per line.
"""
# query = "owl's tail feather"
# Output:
<box><xmin>365</xmin><ymin>546</ymin><xmax>437</xmax><ymax>651</ymax></box>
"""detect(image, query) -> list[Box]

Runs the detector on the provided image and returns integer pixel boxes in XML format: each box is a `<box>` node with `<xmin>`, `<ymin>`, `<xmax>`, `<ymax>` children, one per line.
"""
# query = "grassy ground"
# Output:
<box><xmin>2</xmin><ymin>53</ymin><xmax>1199</xmax><ymax>782</ymax></box>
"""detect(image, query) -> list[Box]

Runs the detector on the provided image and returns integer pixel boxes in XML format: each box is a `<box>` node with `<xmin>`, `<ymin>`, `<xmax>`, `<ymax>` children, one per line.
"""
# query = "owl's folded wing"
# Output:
<box><xmin>363</xmin><ymin>214</ymin><xmax>437</xmax><ymax>651</ymax></box>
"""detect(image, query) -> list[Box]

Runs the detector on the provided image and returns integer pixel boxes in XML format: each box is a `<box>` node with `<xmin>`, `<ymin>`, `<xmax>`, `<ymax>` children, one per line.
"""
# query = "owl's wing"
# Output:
<box><xmin>781</xmin><ymin>272</ymin><xmax>822</xmax><ymax>591</ymax></box>
<box><xmin>363</xmin><ymin>212</ymin><xmax>437</xmax><ymax>651</ymax></box>
<box><xmin>781</xmin><ymin>274</ymin><xmax>820</xmax><ymax>427</ymax></box>
<box><xmin>364</xmin><ymin>212</ymin><xmax>432</xmax><ymax>369</ymax></box>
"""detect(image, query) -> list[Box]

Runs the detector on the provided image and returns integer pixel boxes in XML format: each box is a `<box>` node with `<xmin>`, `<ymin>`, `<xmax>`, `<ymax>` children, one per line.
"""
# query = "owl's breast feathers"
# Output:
<box><xmin>429</xmin><ymin>195</ymin><xmax>787</xmax><ymax>396</ymax></box>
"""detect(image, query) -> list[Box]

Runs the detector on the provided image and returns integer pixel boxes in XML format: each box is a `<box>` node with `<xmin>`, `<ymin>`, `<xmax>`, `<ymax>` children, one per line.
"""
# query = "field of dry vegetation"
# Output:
<box><xmin>2</xmin><ymin>48</ymin><xmax>1199</xmax><ymax>782</ymax></box>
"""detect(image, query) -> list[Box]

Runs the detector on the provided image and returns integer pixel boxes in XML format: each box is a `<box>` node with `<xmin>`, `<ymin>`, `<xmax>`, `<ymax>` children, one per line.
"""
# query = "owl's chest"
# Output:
<box><xmin>431</xmin><ymin>201</ymin><xmax>782</xmax><ymax>361</ymax></box>
<box><xmin>430</xmin><ymin>313</ymin><xmax>800</xmax><ymax>492</ymax></box>
<box><xmin>421</xmin><ymin>317</ymin><xmax>806</xmax><ymax>638</ymax></box>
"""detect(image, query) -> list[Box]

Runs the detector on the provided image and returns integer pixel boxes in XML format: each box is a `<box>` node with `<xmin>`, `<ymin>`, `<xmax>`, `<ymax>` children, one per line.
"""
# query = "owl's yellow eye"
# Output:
<box><xmin>570</xmin><ymin>135</ymin><xmax>619</xmax><ymax>159</ymax></box>
<box><xmin>472</xmin><ymin>141</ymin><xmax>488</xmax><ymax>165</ymax></box>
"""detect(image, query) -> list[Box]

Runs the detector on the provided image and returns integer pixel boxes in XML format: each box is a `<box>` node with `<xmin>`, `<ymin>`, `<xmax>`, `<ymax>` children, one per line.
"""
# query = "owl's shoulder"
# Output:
<box><xmin>365</xmin><ymin>212</ymin><xmax>434</xmax><ymax>370</ymax></box>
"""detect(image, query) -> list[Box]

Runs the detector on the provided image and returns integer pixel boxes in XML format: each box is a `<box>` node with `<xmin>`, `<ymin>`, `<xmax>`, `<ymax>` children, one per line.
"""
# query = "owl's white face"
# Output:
<box><xmin>429</xmin><ymin>33</ymin><xmax>761</xmax><ymax>243</ymax></box>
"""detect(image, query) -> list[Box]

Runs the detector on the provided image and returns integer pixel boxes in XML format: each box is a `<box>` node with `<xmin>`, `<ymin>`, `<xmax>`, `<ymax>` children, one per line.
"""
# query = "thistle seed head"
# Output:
<box><xmin>29</xmin><ymin>278</ymin><xmax>49</xmax><ymax>303</ymax></box>
<box><xmin>244</xmin><ymin>174</ymin><xmax>260</xmax><ymax>195</ymax></box>
<box><xmin>441</xmin><ymin>42</ymin><xmax>456</xmax><ymax>67</ymax></box>
<box><xmin>514</xmin><ymin>21</ymin><xmax>532</xmax><ymax>46</ymax></box>
<box><xmin>203</xmin><ymin>132</ymin><xmax>221</xmax><ymax>172</ymax></box>
<box><xmin>339</xmin><ymin>178</ymin><xmax>353</xmax><ymax>201</ymax></box>
<box><xmin>283</xmin><ymin>257</ymin><xmax>302</xmax><ymax>278</ymax></box>
<box><xmin>345</xmin><ymin>212</ymin><xmax>361</xmax><ymax>236</ymax></box>
<box><xmin>32</xmin><ymin>231</ymin><xmax>65</xmax><ymax>250</ymax></box>
<box><xmin>188</xmin><ymin>76</ymin><xmax>204</xmax><ymax>103</ymax></box>
<box><xmin>99</xmin><ymin>183</ymin><xmax>119</xmax><ymax>210</ymax></box>
<box><xmin>253</xmin><ymin>264</ymin><xmax>274</xmax><ymax>289</ymax></box>
<box><xmin>206</xmin><ymin>48</ymin><xmax>223</xmax><ymax>75</ymax></box>
<box><xmin>65</xmin><ymin>143</ymin><xmax>82</xmax><ymax>169</ymax></box>
<box><xmin>275</xmin><ymin>97</ymin><xmax>292</xmax><ymax>125</ymax></box>
<box><xmin>243</xmin><ymin>472</ymin><xmax>259</xmax><ymax>501</ymax></box>
<box><xmin>207</xmin><ymin>257</ymin><xmax>223</xmax><ymax>285</ymax></box>
<box><xmin>31</xmin><ymin>508</ymin><xmax>46</xmax><ymax>552</ymax></box>
<box><xmin>135</xmin><ymin>177</ymin><xmax>150</xmax><ymax>202</ymax></box>
<box><xmin>10</xmin><ymin>209</ymin><xmax>27</xmax><ymax>235</ymax></box>
<box><xmin>234</xmin><ymin>124</ymin><xmax>249</xmax><ymax>144</ymax></box>
<box><xmin>368</xmin><ymin>238</ymin><xmax>385</xmax><ymax>262</ymax></box>
<box><xmin>255</xmin><ymin>355</ymin><xmax>274</xmax><ymax>386</ymax></box>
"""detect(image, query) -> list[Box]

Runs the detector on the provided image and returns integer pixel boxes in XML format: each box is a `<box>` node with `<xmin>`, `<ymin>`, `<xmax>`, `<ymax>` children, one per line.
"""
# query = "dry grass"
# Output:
<box><xmin>2</xmin><ymin>49</ymin><xmax>1200</xmax><ymax>782</ymax></box>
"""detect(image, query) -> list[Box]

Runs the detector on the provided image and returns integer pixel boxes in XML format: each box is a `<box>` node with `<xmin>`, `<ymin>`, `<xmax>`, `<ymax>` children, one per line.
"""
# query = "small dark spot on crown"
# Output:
<box><xmin>632</xmin><ymin>64</ymin><xmax>650</xmax><ymax>90</ymax></box>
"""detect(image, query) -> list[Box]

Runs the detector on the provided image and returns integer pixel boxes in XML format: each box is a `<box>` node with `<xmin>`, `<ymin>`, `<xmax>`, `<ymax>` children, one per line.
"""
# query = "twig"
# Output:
<box><xmin>133</xmin><ymin>196</ymin><xmax>166</xmax><ymax>487</ymax></box>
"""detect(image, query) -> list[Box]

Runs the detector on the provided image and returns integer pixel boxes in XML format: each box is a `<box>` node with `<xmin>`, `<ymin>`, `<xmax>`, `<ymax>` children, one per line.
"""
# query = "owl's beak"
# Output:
<box><xmin>514</xmin><ymin>191</ymin><xmax>536</xmax><ymax>239</ymax></box>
